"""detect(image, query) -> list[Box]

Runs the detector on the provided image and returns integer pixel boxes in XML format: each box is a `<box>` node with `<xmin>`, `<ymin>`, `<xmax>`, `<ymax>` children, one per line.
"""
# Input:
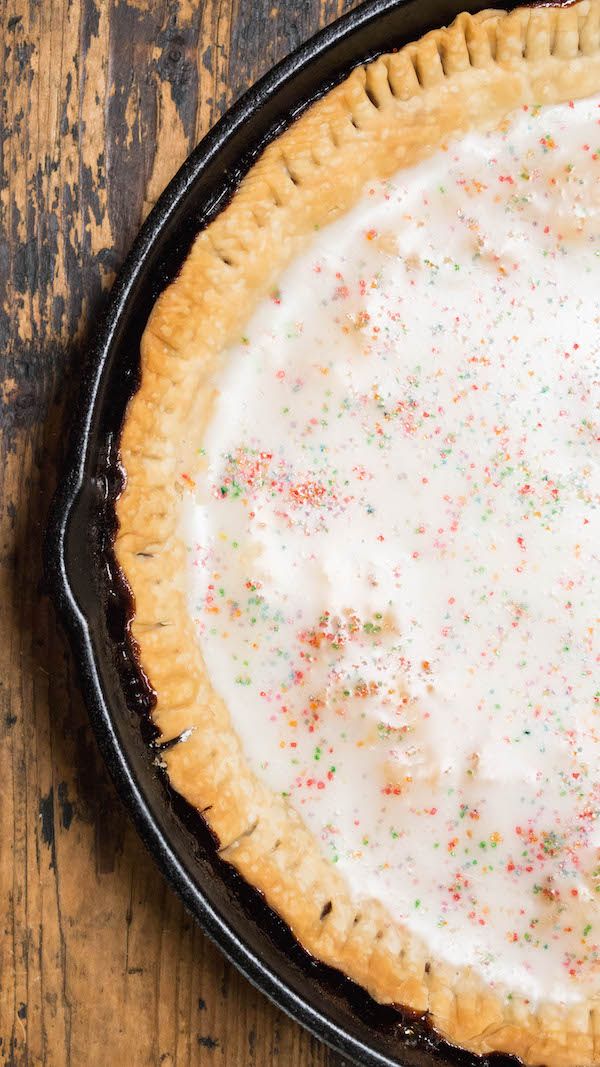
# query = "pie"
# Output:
<box><xmin>115</xmin><ymin>3</ymin><xmax>600</xmax><ymax>1063</ymax></box>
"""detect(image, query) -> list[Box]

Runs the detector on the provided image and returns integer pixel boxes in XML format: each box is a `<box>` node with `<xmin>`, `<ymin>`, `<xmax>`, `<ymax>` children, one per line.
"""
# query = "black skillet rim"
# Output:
<box><xmin>45</xmin><ymin>2</ymin><xmax>523</xmax><ymax>1065</ymax></box>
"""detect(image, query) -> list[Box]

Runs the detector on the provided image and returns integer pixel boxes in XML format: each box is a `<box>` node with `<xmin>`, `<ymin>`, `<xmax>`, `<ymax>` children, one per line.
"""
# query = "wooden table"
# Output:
<box><xmin>0</xmin><ymin>1</ymin><xmax>360</xmax><ymax>1062</ymax></box>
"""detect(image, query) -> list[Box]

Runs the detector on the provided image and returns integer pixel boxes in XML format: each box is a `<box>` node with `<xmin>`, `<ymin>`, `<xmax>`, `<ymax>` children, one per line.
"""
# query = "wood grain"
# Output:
<box><xmin>0</xmin><ymin>1</ymin><xmax>360</xmax><ymax>1063</ymax></box>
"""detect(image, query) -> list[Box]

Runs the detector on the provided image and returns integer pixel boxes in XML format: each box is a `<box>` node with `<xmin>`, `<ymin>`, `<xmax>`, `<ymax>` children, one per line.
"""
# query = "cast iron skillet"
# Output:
<box><xmin>46</xmin><ymin>1</ymin><xmax>522</xmax><ymax>1064</ymax></box>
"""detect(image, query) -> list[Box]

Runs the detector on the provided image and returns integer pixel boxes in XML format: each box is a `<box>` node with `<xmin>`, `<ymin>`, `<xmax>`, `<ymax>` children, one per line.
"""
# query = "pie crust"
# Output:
<box><xmin>116</xmin><ymin>4</ymin><xmax>600</xmax><ymax>1063</ymax></box>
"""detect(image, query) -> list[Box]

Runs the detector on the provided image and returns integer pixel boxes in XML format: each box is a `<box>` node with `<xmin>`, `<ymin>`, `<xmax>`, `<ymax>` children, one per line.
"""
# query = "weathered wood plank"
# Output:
<box><xmin>1</xmin><ymin>0</ymin><xmax>365</xmax><ymax>1063</ymax></box>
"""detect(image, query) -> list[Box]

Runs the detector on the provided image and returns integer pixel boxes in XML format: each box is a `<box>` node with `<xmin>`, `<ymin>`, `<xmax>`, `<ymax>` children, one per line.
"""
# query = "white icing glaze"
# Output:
<box><xmin>182</xmin><ymin>97</ymin><xmax>600</xmax><ymax>1003</ymax></box>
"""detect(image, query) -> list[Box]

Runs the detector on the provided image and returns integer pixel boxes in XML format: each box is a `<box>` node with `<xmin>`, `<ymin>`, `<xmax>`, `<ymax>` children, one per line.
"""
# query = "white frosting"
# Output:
<box><xmin>181</xmin><ymin>97</ymin><xmax>600</xmax><ymax>1004</ymax></box>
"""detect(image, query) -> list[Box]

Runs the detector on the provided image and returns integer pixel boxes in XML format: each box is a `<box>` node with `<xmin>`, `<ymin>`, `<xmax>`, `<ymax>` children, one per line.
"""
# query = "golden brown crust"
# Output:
<box><xmin>116</xmin><ymin>4</ymin><xmax>600</xmax><ymax>1063</ymax></box>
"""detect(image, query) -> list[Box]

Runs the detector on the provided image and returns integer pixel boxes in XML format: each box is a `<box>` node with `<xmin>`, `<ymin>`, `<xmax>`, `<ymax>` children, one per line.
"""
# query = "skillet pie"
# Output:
<box><xmin>116</xmin><ymin>3</ymin><xmax>600</xmax><ymax>1062</ymax></box>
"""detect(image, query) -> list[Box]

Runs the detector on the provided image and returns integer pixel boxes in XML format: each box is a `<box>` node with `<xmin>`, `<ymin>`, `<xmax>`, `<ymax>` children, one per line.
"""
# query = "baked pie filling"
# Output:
<box><xmin>117</xmin><ymin>5</ymin><xmax>600</xmax><ymax>1062</ymax></box>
